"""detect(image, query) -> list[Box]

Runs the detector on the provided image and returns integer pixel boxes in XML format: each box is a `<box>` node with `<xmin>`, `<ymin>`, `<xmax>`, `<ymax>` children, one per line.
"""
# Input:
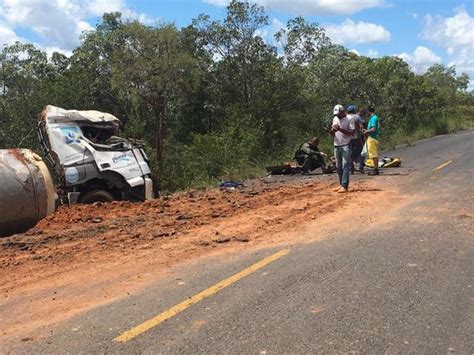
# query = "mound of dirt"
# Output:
<box><xmin>0</xmin><ymin>176</ymin><xmax>386</xmax><ymax>345</ymax></box>
<box><xmin>1</xmin><ymin>179</ymin><xmax>347</xmax><ymax>269</ymax></box>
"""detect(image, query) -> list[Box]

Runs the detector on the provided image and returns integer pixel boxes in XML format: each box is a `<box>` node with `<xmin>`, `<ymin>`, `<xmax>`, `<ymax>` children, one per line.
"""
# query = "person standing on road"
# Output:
<box><xmin>347</xmin><ymin>105</ymin><xmax>365</xmax><ymax>174</ymax></box>
<box><xmin>331</xmin><ymin>104</ymin><xmax>355</xmax><ymax>193</ymax></box>
<box><xmin>363</xmin><ymin>106</ymin><xmax>381</xmax><ymax>176</ymax></box>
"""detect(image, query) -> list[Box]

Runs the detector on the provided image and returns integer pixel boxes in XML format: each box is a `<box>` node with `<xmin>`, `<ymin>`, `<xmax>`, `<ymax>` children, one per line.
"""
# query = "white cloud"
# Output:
<box><xmin>42</xmin><ymin>46</ymin><xmax>73</xmax><ymax>58</ymax></box>
<box><xmin>422</xmin><ymin>8</ymin><xmax>474</xmax><ymax>49</ymax></box>
<box><xmin>203</xmin><ymin>0</ymin><xmax>228</xmax><ymax>6</ymax></box>
<box><xmin>87</xmin><ymin>0</ymin><xmax>155</xmax><ymax>24</ymax></box>
<box><xmin>0</xmin><ymin>0</ymin><xmax>151</xmax><ymax>53</ymax></box>
<box><xmin>367</xmin><ymin>49</ymin><xmax>379</xmax><ymax>58</ymax></box>
<box><xmin>272</xmin><ymin>17</ymin><xmax>284</xmax><ymax>32</ymax></box>
<box><xmin>255</xmin><ymin>17</ymin><xmax>285</xmax><ymax>47</ymax></box>
<box><xmin>421</xmin><ymin>8</ymin><xmax>474</xmax><ymax>77</ymax></box>
<box><xmin>0</xmin><ymin>0</ymin><xmax>84</xmax><ymax>50</ymax></box>
<box><xmin>397</xmin><ymin>46</ymin><xmax>442</xmax><ymax>74</ymax></box>
<box><xmin>325</xmin><ymin>19</ymin><xmax>391</xmax><ymax>45</ymax></box>
<box><xmin>86</xmin><ymin>0</ymin><xmax>127</xmax><ymax>17</ymax></box>
<box><xmin>349</xmin><ymin>48</ymin><xmax>379</xmax><ymax>58</ymax></box>
<box><xmin>0</xmin><ymin>22</ymin><xmax>20</xmax><ymax>46</ymax></box>
<box><xmin>254</xmin><ymin>28</ymin><xmax>269</xmax><ymax>41</ymax></box>
<box><xmin>203</xmin><ymin>0</ymin><xmax>386</xmax><ymax>15</ymax></box>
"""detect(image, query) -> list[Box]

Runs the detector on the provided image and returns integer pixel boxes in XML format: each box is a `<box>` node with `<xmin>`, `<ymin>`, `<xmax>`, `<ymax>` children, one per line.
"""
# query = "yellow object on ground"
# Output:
<box><xmin>384</xmin><ymin>157</ymin><xmax>401</xmax><ymax>167</ymax></box>
<box><xmin>366</xmin><ymin>136</ymin><xmax>379</xmax><ymax>159</ymax></box>
<box><xmin>366</xmin><ymin>157</ymin><xmax>401</xmax><ymax>168</ymax></box>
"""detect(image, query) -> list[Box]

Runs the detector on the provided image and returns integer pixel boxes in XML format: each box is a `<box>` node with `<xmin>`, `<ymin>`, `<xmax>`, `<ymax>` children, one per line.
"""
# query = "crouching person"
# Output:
<box><xmin>294</xmin><ymin>137</ymin><xmax>329</xmax><ymax>174</ymax></box>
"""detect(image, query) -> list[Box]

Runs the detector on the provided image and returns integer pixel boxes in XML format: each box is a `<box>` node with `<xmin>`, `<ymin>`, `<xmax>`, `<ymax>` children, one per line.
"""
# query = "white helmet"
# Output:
<box><xmin>333</xmin><ymin>104</ymin><xmax>345</xmax><ymax>116</ymax></box>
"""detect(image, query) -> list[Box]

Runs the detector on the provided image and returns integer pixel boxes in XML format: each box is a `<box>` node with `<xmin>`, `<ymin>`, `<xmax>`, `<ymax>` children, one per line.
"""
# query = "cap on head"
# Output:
<box><xmin>347</xmin><ymin>104</ymin><xmax>356</xmax><ymax>113</ymax></box>
<box><xmin>333</xmin><ymin>104</ymin><xmax>345</xmax><ymax>115</ymax></box>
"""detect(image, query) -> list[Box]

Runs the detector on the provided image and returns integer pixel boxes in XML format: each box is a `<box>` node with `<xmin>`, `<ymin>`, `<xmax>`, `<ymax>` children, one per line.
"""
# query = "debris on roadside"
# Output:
<box><xmin>176</xmin><ymin>214</ymin><xmax>193</xmax><ymax>221</ymax></box>
<box><xmin>219</xmin><ymin>181</ymin><xmax>244</xmax><ymax>191</ymax></box>
<box><xmin>266</xmin><ymin>161</ymin><xmax>301</xmax><ymax>175</ymax></box>
<box><xmin>233</xmin><ymin>235</ymin><xmax>250</xmax><ymax>243</ymax></box>
<box><xmin>266</xmin><ymin>158</ymin><xmax>337</xmax><ymax>176</ymax></box>
<box><xmin>213</xmin><ymin>236</ymin><xmax>231</xmax><ymax>244</ymax></box>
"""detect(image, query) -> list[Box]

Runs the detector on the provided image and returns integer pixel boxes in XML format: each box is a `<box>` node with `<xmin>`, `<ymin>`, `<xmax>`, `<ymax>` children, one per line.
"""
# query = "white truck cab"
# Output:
<box><xmin>38</xmin><ymin>105</ymin><xmax>154</xmax><ymax>204</ymax></box>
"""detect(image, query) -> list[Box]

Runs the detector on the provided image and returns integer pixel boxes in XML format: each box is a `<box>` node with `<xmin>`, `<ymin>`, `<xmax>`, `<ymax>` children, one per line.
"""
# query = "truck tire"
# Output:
<box><xmin>80</xmin><ymin>190</ymin><xmax>115</xmax><ymax>204</ymax></box>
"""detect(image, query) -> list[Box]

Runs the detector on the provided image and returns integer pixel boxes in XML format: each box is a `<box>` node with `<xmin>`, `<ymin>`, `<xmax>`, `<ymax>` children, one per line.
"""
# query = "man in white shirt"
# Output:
<box><xmin>331</xmin><ymin>104</ymin><xmax>355</xmax><ymax>193</ymax></box>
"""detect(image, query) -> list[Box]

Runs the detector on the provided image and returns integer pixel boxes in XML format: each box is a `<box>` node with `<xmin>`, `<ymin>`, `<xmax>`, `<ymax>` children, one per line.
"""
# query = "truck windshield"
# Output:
<box><xmin>81</xmin><ymin>126</ymin><xmax>114</xmax><ymax>143</ymax></box>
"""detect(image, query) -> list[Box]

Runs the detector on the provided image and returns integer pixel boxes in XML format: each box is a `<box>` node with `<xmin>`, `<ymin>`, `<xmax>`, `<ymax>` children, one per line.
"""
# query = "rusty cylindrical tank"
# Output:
<box><xmin>0</xmin><ymin>149</ymin><xmax>56</xmax><ymax>237</ymax></box>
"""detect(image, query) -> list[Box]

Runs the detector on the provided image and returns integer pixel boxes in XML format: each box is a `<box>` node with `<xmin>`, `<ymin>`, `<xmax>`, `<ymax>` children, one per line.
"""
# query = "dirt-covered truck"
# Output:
<box><xmin>38</xmin><ymin>105</ymin><xmax>154</xmax><ymax>204</ymax></box>
<box><xmin>0</xmin><ymin>105</ymin><xmax>154</xmax><ymax>237</ymax></box>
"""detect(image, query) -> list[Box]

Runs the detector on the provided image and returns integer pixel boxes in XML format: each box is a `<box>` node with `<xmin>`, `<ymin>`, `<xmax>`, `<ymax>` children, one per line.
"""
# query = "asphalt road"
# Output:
<box><xmin>12</xmin><ymin>130</ymin><xmax>474</xmax><ymax>353</ymax></box>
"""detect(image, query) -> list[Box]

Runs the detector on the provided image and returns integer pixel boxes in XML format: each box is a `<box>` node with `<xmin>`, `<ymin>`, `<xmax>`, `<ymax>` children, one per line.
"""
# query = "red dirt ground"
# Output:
<box><xmin>0</xmin><ymin>175</ymin><xmax>402</xmax><ymax>346</ymax></box>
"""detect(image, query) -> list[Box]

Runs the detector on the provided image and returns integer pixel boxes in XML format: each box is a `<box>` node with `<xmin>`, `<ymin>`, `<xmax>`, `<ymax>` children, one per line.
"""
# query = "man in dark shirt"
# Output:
<box><xmin>294</xmin><ymin>137</ymin><xmax>328</xmax><ymax>174</ymax></box>
<box><xmin>348</xmin><ymin>105</ymin><xmax>365</xmax><ymax>174</ymax></box>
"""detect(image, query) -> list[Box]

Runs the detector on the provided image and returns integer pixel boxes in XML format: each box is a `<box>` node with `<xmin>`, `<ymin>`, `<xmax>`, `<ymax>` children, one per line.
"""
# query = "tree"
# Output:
<box><xmin>193</xmin><ymin>1</ymin><xmax>272</xmax><ymax>107</ymax></box>
<box><xmin>63</xmin><ymin>13</ymin><xmax>126</xmax><ymax>114</ymax></box>
<box><xmin>0</xmin><ymin>42</ymin><xmax>58</xmax><ymax>148</ymax></box>
<box><xmin>276</xmin><ymin>16</ymin><xmax>331</xmax><ymax>66</ymax></box>
<box><xmin>109</xmin><ymin>20</ymin><xmax>200</xmax><ymax>163</ymax></box>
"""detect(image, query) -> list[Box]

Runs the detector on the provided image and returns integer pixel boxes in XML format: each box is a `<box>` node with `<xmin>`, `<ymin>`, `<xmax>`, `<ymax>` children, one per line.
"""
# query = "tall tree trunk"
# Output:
<box><xmin>153</xmin><ymin>92</ymin><xmax>165</xmax><ymax>163</ymax></box>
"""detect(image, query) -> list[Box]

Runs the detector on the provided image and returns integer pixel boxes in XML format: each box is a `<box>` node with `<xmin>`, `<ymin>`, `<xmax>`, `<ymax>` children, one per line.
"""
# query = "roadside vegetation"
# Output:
<box><xmin>1</xmin><ymin>1</ymin><xmax>473</xmax><ymax>192</ymax></box>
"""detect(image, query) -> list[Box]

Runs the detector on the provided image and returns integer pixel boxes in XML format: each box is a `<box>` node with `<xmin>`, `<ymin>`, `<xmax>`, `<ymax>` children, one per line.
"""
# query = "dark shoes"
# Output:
<box><xmin>368</xmin><ymin>170</ymin><xmax>379</xmax><ymax>176</ymax></box>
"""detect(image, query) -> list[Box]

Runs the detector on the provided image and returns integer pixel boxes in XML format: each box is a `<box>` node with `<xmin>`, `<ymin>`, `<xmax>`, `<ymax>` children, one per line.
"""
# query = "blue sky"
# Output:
<box><xmin>0</xmin><ymin>0</ymin><xmax>473</xmax><ymax>88</ymax></box>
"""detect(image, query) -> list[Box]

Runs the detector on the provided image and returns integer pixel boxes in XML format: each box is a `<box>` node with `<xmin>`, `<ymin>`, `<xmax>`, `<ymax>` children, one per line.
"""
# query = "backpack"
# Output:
<box><xmin>294</xmin><ymin>143</ymin><xmax>307</xmax><ymax>165</ymax></box>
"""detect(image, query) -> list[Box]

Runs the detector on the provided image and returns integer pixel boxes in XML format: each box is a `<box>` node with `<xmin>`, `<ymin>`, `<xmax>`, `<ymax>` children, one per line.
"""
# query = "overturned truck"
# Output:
<box><xmin>0</xmin><ymin>106</ymin><xmax>155</xmax><ymax>237</ymax></box>
<box><xmin>38</xmin><ymin>105</ymin><xmax>154</xmax><ymax>204</ymax></box>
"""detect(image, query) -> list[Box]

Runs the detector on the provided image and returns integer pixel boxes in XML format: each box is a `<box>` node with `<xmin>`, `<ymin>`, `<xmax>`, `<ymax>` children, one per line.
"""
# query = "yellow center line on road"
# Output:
<box><xmin>434</xmin><ymin>160</ymin><xmax>453</xmax><ymax>171</ymax></box>
<box><xmin>114</xmin><ymin>249</ymin><xmax>290</xmax><ymax>343</ymax></box>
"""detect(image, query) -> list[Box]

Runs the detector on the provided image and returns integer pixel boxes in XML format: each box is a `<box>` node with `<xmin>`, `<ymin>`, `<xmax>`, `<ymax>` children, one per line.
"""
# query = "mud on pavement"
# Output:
<box><xmin>0</xmin><ymin>175</ymin><xmax>395</xmax><ymax>345</ymax></box>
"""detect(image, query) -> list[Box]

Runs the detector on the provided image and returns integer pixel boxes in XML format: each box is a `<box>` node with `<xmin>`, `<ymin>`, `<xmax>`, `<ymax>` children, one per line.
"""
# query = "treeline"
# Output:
<box><xmin>0</xmin><ymin>1</ymin><xmax>472</xmax><ymax>191</ymax></box>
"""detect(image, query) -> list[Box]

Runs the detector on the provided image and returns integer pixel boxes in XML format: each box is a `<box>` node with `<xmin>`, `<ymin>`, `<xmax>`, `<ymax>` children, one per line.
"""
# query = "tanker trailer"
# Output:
<box><xmin>0</xmin><ymin>149</ymin><xmax>56</xmax><ymax>237</ymax></box>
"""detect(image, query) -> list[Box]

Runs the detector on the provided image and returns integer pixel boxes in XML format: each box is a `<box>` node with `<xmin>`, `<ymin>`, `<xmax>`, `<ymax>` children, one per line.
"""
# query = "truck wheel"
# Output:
<box><xmin>80</xmin><ymin>190</ymin><xmax>115</xmax><ymax>204</ymax></box>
